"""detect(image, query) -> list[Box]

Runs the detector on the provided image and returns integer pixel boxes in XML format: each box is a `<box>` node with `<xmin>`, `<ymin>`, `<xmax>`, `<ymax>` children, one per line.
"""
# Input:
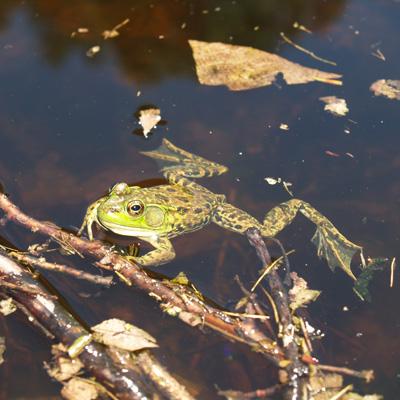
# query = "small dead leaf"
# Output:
<box><xmin>0</xmin><ymin>298</ymin><xmax>16</xmax><ymax>316</ymax></box>
<box><xmin>0</xmin><ymin>336</ymin><xmax>5</xmax><ymax>365</ymax></box>
<box><xmin>171</xmin><ymin>271</ymin><xmax>190</xmax><ymax>285</ymax></box>
<box><xmin>92</xmin><ymin>318</ymin><xmax>158</xmax><ymax>352</ymax></box>
<box><xmin>289</xmin><ymin>272</ymin><xmax>320</xmax><ymax>311</ymax></box>
<box><xmin>320</xmin><ymin>96</ymin><xmax>349</xmax><ymax>116</ymax></box>
<box><xmin>61</xmin><ymin>378</ymin><xmax>99</xmax><ymax>400</ymax></box>
<box><xmin>47</xmin><ymin>355</ymin><xmax>84</xmax><ymax>382</ymax></box>
<box><xmin>102</xmin><ymin>18</ymin><xmax>130</xmax><ymax>40</ymax></box>
<box><xmin>189</xmin><ymin>39</ymin><xmax>342</xmax><ymax>91</ymax></box>
<box><xmin>86</xmin><ymin>46</ymin><xmax>101</xmax><ymax>58</ymax></box>
<box><xmin>370</xmin><ymin>79</ymin><xmax>400</xmax><ymax>100</ymax></box>
<box><xmin>0</xmin><ymin>297</ymin><xmax>17</xmax><ymax>316</ymax></box>
<box><xmin>138</xmin><ymin>108</ymin><xmax>161</xmax><ymax>138</ymax></box>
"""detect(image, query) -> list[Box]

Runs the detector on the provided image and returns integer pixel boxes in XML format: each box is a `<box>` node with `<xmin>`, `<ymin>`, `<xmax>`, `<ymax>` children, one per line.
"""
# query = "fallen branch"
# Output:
<box><xmin>0</xmin><ymin>193</ymin><xmax>284</xmax><ymax>363</ymax></box>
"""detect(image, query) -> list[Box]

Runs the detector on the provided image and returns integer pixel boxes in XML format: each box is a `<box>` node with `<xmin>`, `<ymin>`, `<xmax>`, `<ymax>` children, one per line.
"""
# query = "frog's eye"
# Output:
<box><xmin>127</xmin><ymin>200</ymin><xmax>144</xmax><ymax>216</ymax></box>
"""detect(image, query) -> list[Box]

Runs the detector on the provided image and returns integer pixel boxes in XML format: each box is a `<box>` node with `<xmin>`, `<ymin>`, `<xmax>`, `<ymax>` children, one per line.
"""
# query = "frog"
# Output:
<box><xmin>79</xmin><ymin>139</ymin><xmax>361</xmax><ymax>279</ymax></box>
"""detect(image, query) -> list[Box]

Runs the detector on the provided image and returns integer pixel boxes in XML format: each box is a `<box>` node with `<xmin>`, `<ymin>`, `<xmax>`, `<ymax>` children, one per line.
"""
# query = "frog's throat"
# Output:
<box><xmin>98</xmin><ymin>220</ymin><xmax>158</xmax><ymax>238</ymax></box>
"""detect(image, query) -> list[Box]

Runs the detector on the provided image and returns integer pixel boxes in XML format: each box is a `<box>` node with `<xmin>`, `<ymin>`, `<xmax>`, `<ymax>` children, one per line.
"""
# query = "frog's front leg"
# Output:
<box><xmin>261</xmin><ymin>199</ymin><xmax>361</xmax><ymax>279</ymax></box>
<box><xmin>78</xmin><ymin>199</ymin><xmax>104</xmax><ymax>240</ymax></box>
<box><xmin>133</xmin><ymin>235</ymin><xmax>176</xmax><ymax>267</ymax></box>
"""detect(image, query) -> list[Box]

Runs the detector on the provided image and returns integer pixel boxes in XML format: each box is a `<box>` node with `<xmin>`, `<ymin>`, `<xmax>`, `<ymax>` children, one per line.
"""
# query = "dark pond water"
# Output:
<box><xmin>0</xmin><ymin>0</ymin><xmax>399</xmax><ymax>398</ymax></box>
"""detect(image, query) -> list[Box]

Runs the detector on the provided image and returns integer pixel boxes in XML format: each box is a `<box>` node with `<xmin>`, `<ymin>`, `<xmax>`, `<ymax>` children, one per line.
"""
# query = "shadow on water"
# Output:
<box><xmin>0</xmin><ymin>0</ymin><xmax>400</xmax><ymax>398</ymax></box>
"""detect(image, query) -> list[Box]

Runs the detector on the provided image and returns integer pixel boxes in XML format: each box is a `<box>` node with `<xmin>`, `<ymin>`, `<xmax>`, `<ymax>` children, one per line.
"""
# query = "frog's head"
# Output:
<box><xmin>97</xmin><ymin>182</ymin><xmax>173</xmax><ymax>237</ymax></box>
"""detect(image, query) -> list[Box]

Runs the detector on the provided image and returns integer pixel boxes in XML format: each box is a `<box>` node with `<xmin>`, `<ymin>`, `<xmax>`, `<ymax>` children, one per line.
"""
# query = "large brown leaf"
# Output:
<box><xmin>189</xmin><ymin>39</ymin><xmax>342</xmax><ymax>90</ymax></box>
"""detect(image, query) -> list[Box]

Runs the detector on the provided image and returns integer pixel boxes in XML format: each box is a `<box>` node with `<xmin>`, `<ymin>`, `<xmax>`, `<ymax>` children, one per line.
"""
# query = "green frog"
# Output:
<box><xmin>79</xmin><ymin>139</ymin><xmax>361</xmax><ymax>278</ymax></box>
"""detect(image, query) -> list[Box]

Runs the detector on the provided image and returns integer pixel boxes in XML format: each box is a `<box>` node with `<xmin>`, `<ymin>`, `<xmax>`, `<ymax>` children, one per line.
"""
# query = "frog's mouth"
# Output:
<box><xmin>98</xmin><ymin>220</ymin><xmax>156</xmax><ymax>237</ymax></box>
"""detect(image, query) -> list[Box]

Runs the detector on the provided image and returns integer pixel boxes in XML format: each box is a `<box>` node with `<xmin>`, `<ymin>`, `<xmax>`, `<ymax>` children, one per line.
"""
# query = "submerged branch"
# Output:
<box><xmin>246</xmin><ymin>228</ymin><xmax>308</xmax><ymax>400</ymax></box>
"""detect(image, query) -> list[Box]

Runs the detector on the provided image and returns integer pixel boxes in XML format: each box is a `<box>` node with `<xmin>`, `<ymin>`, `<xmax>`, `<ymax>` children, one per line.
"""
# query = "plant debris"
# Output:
<box><xmin>264</xmin><ymin>176</ymin><xmax>294</xmax><ymax>196</ymax></box>
<box><xmin>102</xmin><ymin>18</ymin><xmax>130</xmax><ymax>40</ymax></box>
<box><xmin>189</xmin><ymin>40</ymin><xmax>342</xmax><ymax>91</ymax></box>
<box><xmin>61</xmin><ymin>378</ymin><xmax>99</xmax><ymax>400</ymax></box>
<box><xmin>86</xmin><ymin>45</ymin><xmax>101</xmax><ymax>58</ymax></box>
<box><xmin>371</xmin><ymin>49</ymin><xmax>386</xmax><ymax>61</ymax></box>
<box><xmin>0</xmin><ymin>297</ymin><xmax>16</xmax><ymax>315</ymax></box>
<box><xmin>370</xmin><ymin>79</ymin><xmax>400</xmax><ymax>100</ymax></box>
<box><xmin>280</xmin><ymin>32</ymin><xmax>336</xmax><ymax>66</ymax></box>
<box><xmin>70</xmin><ymin>28</ymin><xmax>89</xmax><ymax>38</ymax></box>
<box><xmin>289</xmin><ymin>272</ymin><xmax>320</xmax><ymax>311</ymax></box>
<box><xmin>320</xmin><ymin>96</ymin><xmax>349</xmax><ymax>116</ymax></box>
<box><xmin>92</xmin><ymin>318</ymin><xmax>158</xmax><ymax>352</ymax></box>
<box><xmin>138</xmin><ymin>108</ymin><xmax>161</xmax><ymax>138</ymax></box>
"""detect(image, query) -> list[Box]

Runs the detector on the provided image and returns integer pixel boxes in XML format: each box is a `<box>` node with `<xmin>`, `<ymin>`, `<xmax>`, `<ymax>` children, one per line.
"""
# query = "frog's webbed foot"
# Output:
<box><xmin>78</xmin><ymin>199</ymin><xmax>103</xmax><ymax>240</ymax></box>
<box><xmin>132</xmin><ymin>236</ymin><xmax>176</xmax><ymax>267</ymax></box>
<box><xmin>262</xmin><ymin>199</ymin><xmax>361</xmax><ymax>279</ymax></box>
<box><xmin>141</xmin><ymin>139</ymin><xmax>228</xmax><ymax>185</ymax></box>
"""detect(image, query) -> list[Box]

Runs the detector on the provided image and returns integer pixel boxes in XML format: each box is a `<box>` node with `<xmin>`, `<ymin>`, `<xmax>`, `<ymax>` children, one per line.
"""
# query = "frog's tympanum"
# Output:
<box><xmin>79</xmin><ymin>139</ymin><xmax>361</xmax><ymax>278</ymax></box>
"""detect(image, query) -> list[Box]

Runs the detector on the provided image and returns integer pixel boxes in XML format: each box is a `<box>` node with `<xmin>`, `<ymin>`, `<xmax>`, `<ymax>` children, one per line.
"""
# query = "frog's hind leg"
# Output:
<box><xmin>141</xmin><ymin>139</ymin><xmax>228</xmax><ymax>185</ymax></box>
<box><xmin>262</xmin><ymin>199</ymin><xmax>361</xmax><ymax>279</ymax></box>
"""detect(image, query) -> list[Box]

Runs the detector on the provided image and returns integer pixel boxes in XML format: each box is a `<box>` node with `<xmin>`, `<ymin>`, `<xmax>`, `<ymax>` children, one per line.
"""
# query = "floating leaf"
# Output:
<box><xmin>92</xmin><ymin>318</ymin><xmax>158</xmax><ymax>352</ymax></box>
<box><xmin>289</xmin><ymin>272</ymin><xmax>320</xmax><ymax>311</ymax></box>
<box><xmin>138</xmin><ymin>108</ymin><xmax>161</xmax><ymax>138</ymax></box>
<box><xmin>189</xmin><ymin>39</ymin><xmax>342</xmax><ymax>91</ymax></box>
<box><xmin>370</xmin><ymin>79</ymin><xmax>400</xmax><ymax>100</ymax></box>
<box><xmin>320</xmin><ymin>96</ymin><xmax>349</xmax><ymax>116</ymax></box>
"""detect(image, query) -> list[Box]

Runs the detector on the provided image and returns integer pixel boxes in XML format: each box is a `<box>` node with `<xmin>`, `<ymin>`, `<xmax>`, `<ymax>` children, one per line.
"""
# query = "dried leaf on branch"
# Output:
<box><xmin>189</xmin><ymin>39</ymin><xmax>342</xmax><ymax>91</ymax></box>
<box><xmin>92</xmin><ymin>318</ymin><xmax>158</xmax><ymax>352</ymax></box>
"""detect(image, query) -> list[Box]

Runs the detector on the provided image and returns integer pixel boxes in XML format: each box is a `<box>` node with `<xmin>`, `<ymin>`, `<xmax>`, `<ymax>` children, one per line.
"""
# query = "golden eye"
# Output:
<box><xmin>127</xmin><ymin>200</ymin><xmax>144</xmax><ymax>216</ymax></box>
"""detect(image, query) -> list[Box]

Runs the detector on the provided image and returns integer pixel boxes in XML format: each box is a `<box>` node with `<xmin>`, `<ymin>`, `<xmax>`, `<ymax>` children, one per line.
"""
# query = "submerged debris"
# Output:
<box><xmin>138</xmin><ymin>107</ymin><xmax>161</xmax><ymax>138</ymax></box>
<box><xmin>370</xmin><ymin>79</ymin><xmax>400</xmax><ymax>100</ymax></box>
<box><xmin>189</xmin><ymin>39</ymin><xmax>342</xmax><ymax>91</ymax></box>
<box><xmin>289</xmin><ymin>272</ymin><xmax>320</xmax><ymax>311</ymax></box>
<box><xmin>320</xmin><ymin>96</ymin><xmax>349</xmax><ymax>117</ymax></box>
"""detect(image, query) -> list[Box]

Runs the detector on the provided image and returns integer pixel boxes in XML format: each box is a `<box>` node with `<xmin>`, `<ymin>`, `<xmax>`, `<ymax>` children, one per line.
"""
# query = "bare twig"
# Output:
<box><xmin>9</xmin><ymin>251</ymin><xmax>113</xmax><ymax>286</ymax></box>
